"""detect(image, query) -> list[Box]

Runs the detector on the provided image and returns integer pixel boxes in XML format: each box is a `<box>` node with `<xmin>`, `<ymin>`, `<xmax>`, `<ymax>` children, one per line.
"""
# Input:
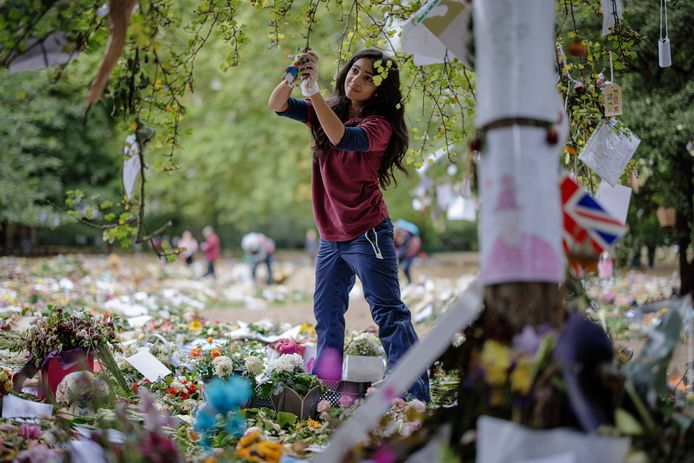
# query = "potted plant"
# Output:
<box><xmin>12</xmin><ymin>306</ymin><xmax>129</xmax><ymax>399</ymax></box>
<box><xmin>257</xmin><ymin>353</ymin><xmax>324</xmax><ymax>420</ymax></box>
<box><xmin>343</xmin><ymin>332</ymin><xmax>387</xmax><ymax>383</ymax></box>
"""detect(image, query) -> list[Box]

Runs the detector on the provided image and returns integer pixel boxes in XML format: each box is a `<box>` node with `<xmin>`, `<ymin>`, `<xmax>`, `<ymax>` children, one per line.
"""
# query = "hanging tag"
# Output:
<box><xmin>603</xmin><ymin>83</ymin><xmax>623</xmax><ymax>117</ymax></box>
<box><xmin>658</xmin><ymin>38</ymin><xmax>672</xmax><ymax>68</ymax></box>
<box><xmin>659</xmin><ymin>0</ymin><xmax>672</xmax><ymax>68</ymax></box>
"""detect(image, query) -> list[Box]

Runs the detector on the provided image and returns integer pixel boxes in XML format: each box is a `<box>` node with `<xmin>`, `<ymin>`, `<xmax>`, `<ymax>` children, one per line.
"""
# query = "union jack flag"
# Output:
<box><xmin>561</xmin><ymin>175</ymin><xmax>627</xmax><ymax>266</ymax></box>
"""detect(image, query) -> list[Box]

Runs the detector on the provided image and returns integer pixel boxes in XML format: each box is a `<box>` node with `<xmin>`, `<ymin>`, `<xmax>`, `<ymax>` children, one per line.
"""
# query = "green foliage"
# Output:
<box><xmin>0</xmin><ymin>70</ymin><xmax>119</xmax><ymax>229</ymax></box>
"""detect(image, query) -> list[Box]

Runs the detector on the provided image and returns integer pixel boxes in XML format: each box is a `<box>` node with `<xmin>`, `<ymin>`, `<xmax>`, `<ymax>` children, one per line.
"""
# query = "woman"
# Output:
<box><xmin>268</xmin><ymin>49</ymin><xmax>429</xmax><ymax>401</ymax></box>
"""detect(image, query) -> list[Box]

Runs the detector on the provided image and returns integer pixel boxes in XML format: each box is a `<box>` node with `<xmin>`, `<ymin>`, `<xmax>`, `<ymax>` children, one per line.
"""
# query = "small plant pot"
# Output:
<box><xmin>271</xmin><ymin>386</ymin><xmax>322</xmax><ymax>420</ymax></box>
<box><xmin>342</xmin><ymin>355</ymin><xmax>386</xmax><ymax>383</ymax></box>
<box><xmin>39</xmin><ymin>350</ymin><xmax>94</xmax><ymax>400</ymax></box>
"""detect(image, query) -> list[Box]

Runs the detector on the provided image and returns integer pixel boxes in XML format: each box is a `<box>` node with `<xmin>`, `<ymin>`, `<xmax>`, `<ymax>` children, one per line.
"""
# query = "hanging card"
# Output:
<box><xmin>122</xmin><ymin>154</ymin><xmax>141</xmax><ymax>200</ymax></box>
<box><xmin>578</xmin><ymin>119</ymin><xmax>640</xmax><ymax>186</ymax></box>
<box><xmin>595</xmin><ymin>181</ymin><xmax>632</xmax><ymax>225</ymax></box>
<box><xmin>603</xmin><ymin>83</ymin><xmax>623</xmax><ymax>117</ymax></box>
<box><xmin>601</xmin><ymin>0</ymin><xmax>623</xmax><ymax>36</ymax></box>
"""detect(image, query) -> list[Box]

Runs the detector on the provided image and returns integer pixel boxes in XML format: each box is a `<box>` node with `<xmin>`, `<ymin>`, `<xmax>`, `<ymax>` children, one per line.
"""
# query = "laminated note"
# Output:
<box><xmin>579</xmin><ymin>119</ymin><xmax>640</xmax><ymax>186</ymax></box>
<box><xmin>595</xmin><ymin>181</ymin><xmax>632</xmax><ymax>225</ymax></box>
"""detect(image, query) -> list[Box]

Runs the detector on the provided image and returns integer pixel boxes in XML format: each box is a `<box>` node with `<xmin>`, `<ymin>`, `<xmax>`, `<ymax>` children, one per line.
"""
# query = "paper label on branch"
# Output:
<box><xmin>595</xmin><ymin>181</ymin><xmax>631</xmax><ymax>225</ymax></box>
<box><xmin>401</xmin><ymin>0</ymin><xmax>472</xmax><ymax>67</ymax></box>
<box><xmin>603</xmin><ymin>83</ymin><xmax>623</xmax><ymax>117</ymax></box>
<box><xmin>476</xmin><ymin>416</ymin><xmax>630</xmax><ymax>463</ymax></box>
<box><xmin>8</xmin><ymin>32</ymin><xmax>76</xmax><ymax>73</ymax></box>
<box><xmin>125</xmin><ymin>349</ymin><xmax>171</xmax><ymax>382</ymax></box>
<box><xmin>578</xmin><ymin>119</ymin><xmax>640</xmax><ymax>186</ymax></box>
<box><xmin>447</xmin><ymin>196</ymin><xmax>476</xmax><ymax>222</ymax></box>
<box><xmin>601</xmin><ymin>0</ymin><xmax>623</xmax><ymax>36</ymax></box>
<box><xmin>122</xmin><ymin>154</ymin><xmax>141</xmax><ymax>200</ymax></box>
<box><xmin>2</xmin><ymin>394</ymin><xmax>53</xmax><ymax>418</ymax></box>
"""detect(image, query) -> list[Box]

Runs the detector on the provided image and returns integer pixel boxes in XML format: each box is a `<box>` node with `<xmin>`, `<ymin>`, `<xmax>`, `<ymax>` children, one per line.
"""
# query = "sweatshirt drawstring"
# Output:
<box><xmin>364</xmin><ymin>228</ymin><xmax>384</xmax><ymax>260</ymax></box>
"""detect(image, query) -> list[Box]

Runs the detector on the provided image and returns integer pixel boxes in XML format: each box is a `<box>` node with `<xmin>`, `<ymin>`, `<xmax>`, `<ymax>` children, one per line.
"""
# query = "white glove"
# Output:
<box><xmin>298</xmin><ymin>52</ymin><xmax>319</xmax><ymax>97</ymax></box>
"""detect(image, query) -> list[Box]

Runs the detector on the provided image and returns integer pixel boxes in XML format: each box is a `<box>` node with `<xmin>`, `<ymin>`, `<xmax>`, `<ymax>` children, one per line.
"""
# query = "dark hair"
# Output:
<box><xmin>311</xmin><ymin>49</ymin><xmax>408</xmax><ymax>189</ymax></box>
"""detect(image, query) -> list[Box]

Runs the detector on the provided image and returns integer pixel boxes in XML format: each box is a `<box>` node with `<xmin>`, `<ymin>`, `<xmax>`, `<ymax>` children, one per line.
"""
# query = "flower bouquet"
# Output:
<box><xmin>342</xmin><ymin>332</ymin><xmax>386</xmax><ymax>383</ymax></box>
<box><xmin>257</xmin><ymin>353</ymin><xmax>324</xmax><ymax>420</ymax></box>
<box><xmin>55</xmin><ymin>371</ymin><xmax>111</xmax><ymax>417</ymax></box>
<box><xmin>12</xmin><ymin>306</ymin><xmax>129</xmax><ymax>399</ymax></box>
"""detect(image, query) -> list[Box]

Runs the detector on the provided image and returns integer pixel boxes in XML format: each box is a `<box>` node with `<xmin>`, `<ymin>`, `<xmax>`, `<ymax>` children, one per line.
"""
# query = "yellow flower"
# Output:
<box><xmin>480</xmin><ymin>340</ymin><xmax>512</xmax><ymax>386</ymax></box>
<box><xmin>510</xmin><ymin>356</ymin><xmax>534</xmax><ymax>395</ymax></box>
<box><xmin>306</xmin><ymin>418</ymin><xmax>321</xmax><ymax>429</ymax></box>
<box><xmin>203</xmin><ymin>457</ymin><xmax>217</xmax><ymax>463</ymax></box>
<box><xmin>299</xmin><ymin>323</ymin><xmax>316</xmax><ymax>336</ymax></box>
<box><xmin>189</xmin><ymin>320</ymin><xmax>202</xmax><ymax>331</ymax></box>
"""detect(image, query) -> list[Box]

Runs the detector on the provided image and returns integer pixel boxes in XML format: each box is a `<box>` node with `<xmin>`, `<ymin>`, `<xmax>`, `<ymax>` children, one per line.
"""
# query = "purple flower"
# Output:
<box><xmin>372</xmin><ymin>446</ymin><xmax>397</xmax><ymax>463</ymax></box>
<box><xmin>19</xmin><ymin>423</ymin><xmax>42</xmax><ymax>439</ymax></box>
<box><xmin>512</xmin><ymin>326</ymin><xmax>541</xmax><ymax>356</ymax></box>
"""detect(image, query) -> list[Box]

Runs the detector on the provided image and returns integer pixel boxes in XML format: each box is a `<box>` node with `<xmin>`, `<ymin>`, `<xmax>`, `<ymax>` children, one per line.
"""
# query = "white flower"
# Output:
<box><xmin>181</xmin><ymin>399</ymin><xmax>197</xmax><ymax>412</ymax></box>
<box><xmin>244</xmin><ymin>356</ymin><xmax>264</xmax><ymax>377</ymax></box>
<box><xmin>268</xmin><ymin>353</ymin><xmax>304</xmax><ymax>374</ymax></box>
<box><xmin>452</xmin><ymin>333</ymin><xmax>465</xmax><ymax>348</ymax></box>
<box><xmin>170</xmin><ymin>380</ymin><xmax>184</xmax><ymax>391</ymax></box>
<box><xmin>213</xmin><ymin>356</ymin><xmax>234</xmax><ymax>378</ymax></box>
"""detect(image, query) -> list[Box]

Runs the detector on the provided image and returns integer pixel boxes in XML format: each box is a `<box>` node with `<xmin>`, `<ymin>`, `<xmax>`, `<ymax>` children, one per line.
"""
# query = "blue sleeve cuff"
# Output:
<box><xmin>276</xmin><ymin>98</ymin><xmax>309</xmax><ymax>123</ymax></box>
<box><xmin>335</xmin><ymin>127</ymin><xmax>369</xmax><ymax>151</ymax></box>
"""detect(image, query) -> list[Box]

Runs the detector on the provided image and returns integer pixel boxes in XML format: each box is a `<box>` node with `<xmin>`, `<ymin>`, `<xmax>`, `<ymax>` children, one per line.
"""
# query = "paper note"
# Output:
<box><xmin>2</xmin><ymin>394</ymin><xmax>53</xmax><ymax>418</ymax></box>
<box><xmin>447</xmin><ymin>196</ymin><xmax>476</xmax><ymax>221</ymax></box>
<box><xmin>125</xmin><ymin>349</ymin><xmax>171</xmax><ymax>382</ymax></box>
<box><xmin>70</xmin><ymin>439</ymin><xmax>106</xmax><ymax>463</ymax></box>
<box><xmin>603</xmin><ymin>83</ymin><xmax>623</xmax><ymax>117</ymax></box>
<box><xmin>519</xmin><ymin>454</ymin><xmax>575</xmax><ymax>463</ymax></box>
<box><xmin>401</xmin><ymin>0</ymin><xmax>473</xmax><ymax>67</ymax></box>
<box><xmin>477</xmin><ymin>416</ymin><xmax>630</xmax><ymax>463</ymax></box>
<box><xmin>579</xmin><ymin>119</ymin><xmax>640</xmax><ymax>186</ymax></box>
<box><xmin>595</xmin><ymin>181</ymin><xmax>632</xmax><ymax>224</ymax></box>
<box><xmin>601</xmin><ymin>0</ymin><xmax>623</xmax><ymax>36</ymax></box>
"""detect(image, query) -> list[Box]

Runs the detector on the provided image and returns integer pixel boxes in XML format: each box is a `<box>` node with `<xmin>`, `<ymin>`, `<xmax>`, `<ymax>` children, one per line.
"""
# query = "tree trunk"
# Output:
<box><xmin>485</xmin><ymin>282</ymin><xmax>563</xmax><ymax>332</ymax></box>
<box><xmin>474</xmin><ymin>0</ymin><xmax>565</xmax><ymax>331</ymax></box>
<box><xmin>675</xmin><ymin>148</ymin><xmax>694</xmax><ymax>296</ymax></box>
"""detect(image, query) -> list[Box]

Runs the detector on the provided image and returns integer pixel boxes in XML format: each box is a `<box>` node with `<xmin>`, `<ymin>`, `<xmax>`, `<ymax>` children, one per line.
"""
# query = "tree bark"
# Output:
<box><xmin>675</xmin><ymin>149</ymin><xmax>694</xmax><ymax>296</ymax></box>
<box><xmin>484</xmin><ymin>282</ymin><xmax>564</xmax><ymax>332</ymax></box>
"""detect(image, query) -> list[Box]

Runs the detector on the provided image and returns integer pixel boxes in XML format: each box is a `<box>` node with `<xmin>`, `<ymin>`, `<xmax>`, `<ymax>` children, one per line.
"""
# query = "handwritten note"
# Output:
<box><xmin>603</xmin><ymin>83</ymin><xmax>623</xmax><ymax>117</ymax></box>
<box><xmin>579</xmin><ymin>119</ymin><xmax>640</xmax><ymax>186</ymax></box>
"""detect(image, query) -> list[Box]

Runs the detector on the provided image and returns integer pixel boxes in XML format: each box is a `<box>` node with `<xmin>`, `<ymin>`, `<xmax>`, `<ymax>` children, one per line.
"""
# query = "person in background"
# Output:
<box><xmin>179</xmin><ymin>230</ymin><xmax>199</xmax><ymax>266</ymax></box>
<box><xmin>394</xmin><ymin>219</ymin><xmax>422</xmax><ymax>285</ymax></box>
<box><xmin>241</xmin><ymin>232</ymin><xmax>276</xmax><ymax>285</ymax></box>
<box><xmin>305</xmin><ymin>228</ymin><xmax>319</xmax><ymax>264</ymax></box>
<box><xmin>201</xmin><ymin>226</ymin><xmax>221</xmax><ymax>278</ymax></box>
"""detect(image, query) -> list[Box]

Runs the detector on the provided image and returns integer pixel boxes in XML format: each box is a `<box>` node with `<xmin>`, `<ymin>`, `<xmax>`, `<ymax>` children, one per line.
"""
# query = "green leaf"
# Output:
<box><xmin>276</xmin><ymin>411</ymin><xmax>298</xmax><ymax>429</ymax></box>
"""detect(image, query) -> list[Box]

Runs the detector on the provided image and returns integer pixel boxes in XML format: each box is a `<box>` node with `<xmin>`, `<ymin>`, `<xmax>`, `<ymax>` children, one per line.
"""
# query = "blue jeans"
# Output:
<box><xmin>312</xmin><ymin>218</ymin><xmax>430</xmax><ymax>401</ymax></box>
<box><xmin>251</xmin><ymin>254</ymin><xmax>273</xmax><ymax>285</ymax></box>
